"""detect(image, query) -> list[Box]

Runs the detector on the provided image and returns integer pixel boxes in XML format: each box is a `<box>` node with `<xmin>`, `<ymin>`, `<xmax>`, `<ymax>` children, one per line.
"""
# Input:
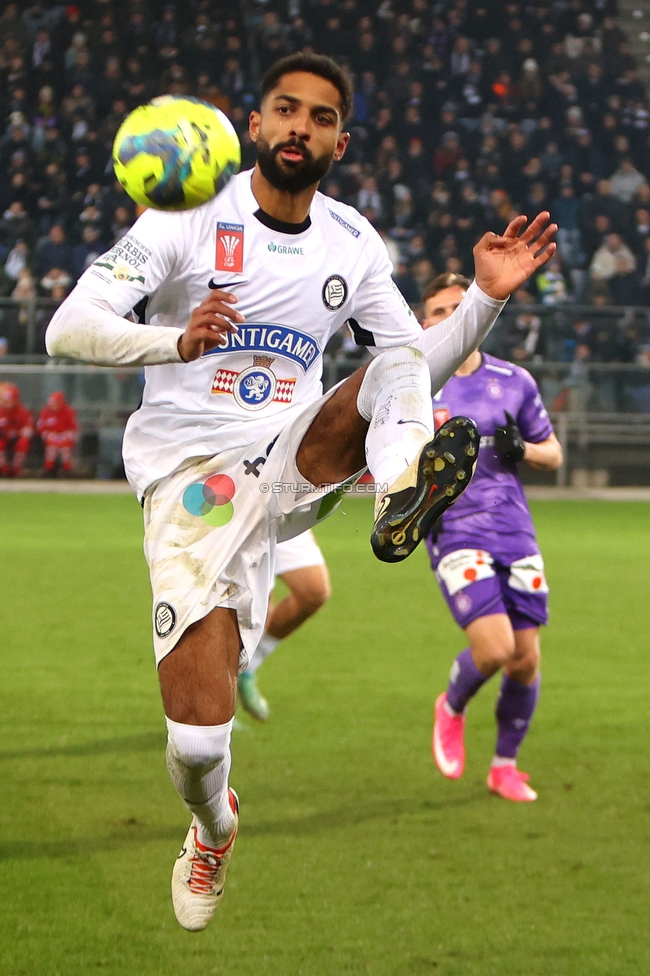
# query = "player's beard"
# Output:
<box><xmin>256</xmin><ymin>136</ymin><xmax>333</xmax><ymax>194</ymax></box>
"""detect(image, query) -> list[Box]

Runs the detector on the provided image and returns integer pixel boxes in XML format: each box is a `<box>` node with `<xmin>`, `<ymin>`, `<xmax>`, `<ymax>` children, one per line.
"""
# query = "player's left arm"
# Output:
<box><xmin>507</xmin><ymin>369</ymin><xmax>563</xmax><ymax>471</ymax></box>
<box><xmin>522</xmin><ymin>432</ymin><xmax>563</xmax><ymax>471</ymax></box>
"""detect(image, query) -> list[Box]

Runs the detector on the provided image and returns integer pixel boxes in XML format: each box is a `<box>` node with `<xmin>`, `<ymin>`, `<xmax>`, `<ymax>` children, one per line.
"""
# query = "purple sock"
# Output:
<box><xmin>446</xmin><ymin>648</ymin><xmax>489</xmax><ymax>713</ymax></box>
<box><xmin>495</xmin><ymin>675</ymin><xmax>541</xmax><ymax>759</ymax></box>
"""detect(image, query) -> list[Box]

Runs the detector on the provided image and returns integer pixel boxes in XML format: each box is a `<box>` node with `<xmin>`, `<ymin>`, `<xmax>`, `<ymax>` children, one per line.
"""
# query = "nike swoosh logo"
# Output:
<box><xmin>208</xmin><ymin>279</ymin><xmax>244</xmax><ymax>290</ymax></box>
<box><xmin>397</xmin><ymin>419</ymin><xmax>430</xmax><ymax>427</ymax></box>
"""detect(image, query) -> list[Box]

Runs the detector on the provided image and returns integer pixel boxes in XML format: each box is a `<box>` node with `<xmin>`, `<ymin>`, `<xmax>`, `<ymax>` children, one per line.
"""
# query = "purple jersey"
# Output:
<box><xmin>430</xmin><ymin>353</ymin><xmax>553</xmax><ymax>560</ymax></box>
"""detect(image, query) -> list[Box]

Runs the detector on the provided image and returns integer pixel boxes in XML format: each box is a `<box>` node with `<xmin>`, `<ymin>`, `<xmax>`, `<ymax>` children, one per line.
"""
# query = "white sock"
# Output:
<box><xmin>246</xmin><ymin>632</ymin><xmax>280</xmax><ymax>674</ymax></box>
<box><xmin>444</xmin><ymin>700</ymin><xmax>462</xmax><ymax>718</ymax></box>
<box><xmin>491</xmin><ymin>756</ymin><xmax>516</xmax><ymax>768</ymax></box>
<box><xmin>166</xmin><ymin>717</ymin><xmax>236</xmax><ymax>848</ymax></box>
<box><xmin>357</xmin><ymin>347</ymin><xmax>433</xmax><ymax>490</ymax></box>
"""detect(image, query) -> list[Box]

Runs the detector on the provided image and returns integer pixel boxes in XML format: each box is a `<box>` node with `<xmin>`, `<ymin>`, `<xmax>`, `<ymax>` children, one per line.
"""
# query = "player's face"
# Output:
<box><xmin>250</xmin><ymin>72</ymin><xmax>349</xmax><ymax>194</ymax></box>
<box><xmin>421</xmin><ymin>286</ymin><xmax>467</xmax><ymax>329</ymax></box>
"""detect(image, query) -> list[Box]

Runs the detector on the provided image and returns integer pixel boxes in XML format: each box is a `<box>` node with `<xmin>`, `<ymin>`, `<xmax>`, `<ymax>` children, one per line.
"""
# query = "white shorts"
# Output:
<box><xmin>275</xmin><ymin>529</ymin><xmax>326</xmax><ymax>577</ymax></box>
<box><xmin>143</xmin><ymin>390</ymin><xmax>360</xmax><ymax>670</ymax></box>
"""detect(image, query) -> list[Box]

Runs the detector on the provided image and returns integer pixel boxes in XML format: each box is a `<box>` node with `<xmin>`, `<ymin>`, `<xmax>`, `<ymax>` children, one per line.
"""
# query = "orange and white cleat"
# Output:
<box><xmin>171</xmin><ymin>789</ymin><xmax>239</xmax><ymax>931</ymax></box>
<box><xmin>487</xmin><ymin>764</ymin><xmax>537</xmax><ymax>802</ymax></box>
<box><xmin>432</xmin><ymin>692</ymin><xmax>466</xmax><ymax>779</ymax></box>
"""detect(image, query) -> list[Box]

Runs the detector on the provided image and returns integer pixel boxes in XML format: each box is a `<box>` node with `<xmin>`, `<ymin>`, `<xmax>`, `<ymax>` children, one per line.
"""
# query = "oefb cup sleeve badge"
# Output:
<box><xmin>216</xmin><ymin>222</ymin><xmax>244</xmax><ymax>273</ymax></box>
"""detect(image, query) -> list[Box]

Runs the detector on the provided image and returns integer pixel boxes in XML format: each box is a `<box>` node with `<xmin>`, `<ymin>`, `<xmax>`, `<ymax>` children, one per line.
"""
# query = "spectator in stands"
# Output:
<box><xmin>0</xmin><ymin>202</ymin><xmax>34</xmax><ymax>250</ymax></box>
<box><xmin>4</xmin><ymin>238</ymin><xmax>30</xmax><ymax>281</ymax></box>
<box><xmin>590</xmin><ymin>233</ymin><xmax>637</xmax><ymax>283</ymax></box>
<box><xmin>34</xmin><ymin>224</ymin><xmax>73</xmax><ymax>279</ymax></box>
<box><xmin>610</xmin><ymin>158</ymin><xmax>647</xmax><ymax>203</ymax></box>
<box><xmin>536</xmin><ymin>257</ymin><xmax>569</xmax><ymax>306</ymax></box>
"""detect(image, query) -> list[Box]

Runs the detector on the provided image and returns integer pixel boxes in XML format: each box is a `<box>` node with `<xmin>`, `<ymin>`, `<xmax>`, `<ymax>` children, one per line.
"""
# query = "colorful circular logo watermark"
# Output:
<box><xmin>182</xmin><ymin>474</ymin><xmax>235</xmax><ymax>526</ymax></box>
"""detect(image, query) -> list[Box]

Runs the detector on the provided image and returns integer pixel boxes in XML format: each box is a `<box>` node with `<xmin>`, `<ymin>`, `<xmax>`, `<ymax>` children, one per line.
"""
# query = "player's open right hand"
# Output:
<box><xmin>177</xmin><ymin>290</ymin><xmax>245</xmax><ymax>362</ymax></box>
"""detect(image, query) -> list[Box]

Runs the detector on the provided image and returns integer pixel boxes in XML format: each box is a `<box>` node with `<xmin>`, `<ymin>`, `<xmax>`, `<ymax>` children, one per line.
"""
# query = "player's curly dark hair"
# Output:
<box><xmin>260</xmin><ymin>54</ymin><xmax>354</xmax><ymax>125</ymax></box>
<box><xmin>421</xmin><ymin>273</ymin><xmax>472</xmax><ymax>305</ymax></box>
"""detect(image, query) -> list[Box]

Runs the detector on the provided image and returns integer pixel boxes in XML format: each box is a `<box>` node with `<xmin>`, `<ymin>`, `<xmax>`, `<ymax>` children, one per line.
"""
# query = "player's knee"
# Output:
<box><xmin>476</xmin><ymin>637</ymin><xmax>516</xmax><ymax>669</ymax></box>
<box><xmin>357</xmin><ymin>346</ymin><xmax>427</xmax><ymax>420</ymax></box>
<box><xmin>166</xmin><ymin>721</ymin><xmax>230</xmax><ymax>770</ymax></box>
<box><xmin>297</xmin><ymin>578</ymin><xmax>331</xmax><ymax>616</ymax></box>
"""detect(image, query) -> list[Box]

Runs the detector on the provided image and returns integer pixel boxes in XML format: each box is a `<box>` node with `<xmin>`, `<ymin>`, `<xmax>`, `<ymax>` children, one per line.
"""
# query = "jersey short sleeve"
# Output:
<box><xmin>348</xmin><ymin>229</ymin><xmax>421</xmax><ymax>348</ymax></box>
<box><xmin>516</xmin><ymin>368</ymin><xmax>554</xmax><ymax>444</ymax></box>
<box><xmin>74</xmin><ymin>208</ymin><xmax>188</xmax><ymax>316</ymax></box>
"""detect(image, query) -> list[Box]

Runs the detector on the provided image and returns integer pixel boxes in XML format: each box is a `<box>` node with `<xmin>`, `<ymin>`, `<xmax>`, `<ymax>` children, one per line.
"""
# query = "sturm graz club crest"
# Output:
<box><xmin>322</xmin><ymin>275</ymin><xmax>348</xmax><ymax>311</ymax></box>
<box><xmin>233</xmin><ymin>355</ymin><xmax>277</xmax><ymax>410</ymax></box>
<box><xmin>155</xmin><ymin>602</ymin><xmax>176</xmax><ymax>639</ymax></box>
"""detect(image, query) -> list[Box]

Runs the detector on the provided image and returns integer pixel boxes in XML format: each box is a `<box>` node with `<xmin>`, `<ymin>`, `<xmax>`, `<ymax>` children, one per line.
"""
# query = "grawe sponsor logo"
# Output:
<box><xmin>267</xmin><ymin>242</ymin><xmax>304</xmax><ymax>255</ymax></box>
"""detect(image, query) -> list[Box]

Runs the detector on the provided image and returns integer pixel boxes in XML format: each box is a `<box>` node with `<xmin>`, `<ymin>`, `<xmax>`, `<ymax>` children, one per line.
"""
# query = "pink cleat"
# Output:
<box><xmin>432</xmin><ymin>693</ymin><xmax>466</xmax><ymax>779</ymax></box>
<box><xmin>487</xmin><ymin>764</ymin><xmax>538</xmax><ymax>802</ymax></box>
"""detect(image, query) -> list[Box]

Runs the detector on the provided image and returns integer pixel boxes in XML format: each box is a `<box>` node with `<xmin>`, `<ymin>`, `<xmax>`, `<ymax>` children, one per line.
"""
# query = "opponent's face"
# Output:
<box><xmin>422</xmin><ymin>285</ymin><xmax>467</xmax><ymax>328</ymax></box>
<box><xmin>249</xmin><ymin>72</ymin><xmax>349</xmax><ymax>194</ymax></box>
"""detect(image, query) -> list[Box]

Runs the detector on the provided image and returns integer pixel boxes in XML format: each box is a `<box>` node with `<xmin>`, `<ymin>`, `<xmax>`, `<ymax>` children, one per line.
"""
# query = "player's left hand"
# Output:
<box><xmin>474</xmin><ymin>212</ymin><xmax>557</xmax><ymax>302</ymax></box>
<box><xmin>494</xmin><ymin>410</ymin><xmax>526</xmax><ymax>462</ymax></box>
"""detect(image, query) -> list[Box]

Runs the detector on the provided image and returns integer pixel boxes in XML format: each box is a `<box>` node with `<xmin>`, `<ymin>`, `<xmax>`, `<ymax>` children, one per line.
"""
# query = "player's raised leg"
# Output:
<box><xmin>296</xmin><ymin>346</ymin><xmax>478</xmax><ymax>563</ymax></box>
<box><xmin>488</xmin><ymin>626</ymin><xmax>540</xmax><ymax>802</ymax></box>
<box><xmin>159</xmin><ymin>606</ymin><xmax>241</xmax><ymax>931</ymax></box>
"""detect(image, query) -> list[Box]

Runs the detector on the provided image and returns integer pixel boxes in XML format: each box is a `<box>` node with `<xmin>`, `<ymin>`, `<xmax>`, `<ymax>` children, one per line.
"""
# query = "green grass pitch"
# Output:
<box><xmin>0</xmin><ymin>494</ymin><xmax>649</xmax><ymax>976</ymax></box>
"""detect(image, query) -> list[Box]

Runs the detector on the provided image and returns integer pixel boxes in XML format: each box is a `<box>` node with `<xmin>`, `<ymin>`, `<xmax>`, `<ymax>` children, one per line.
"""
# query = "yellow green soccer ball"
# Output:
<box><xmin>112</xmin><ymin>95</ymin><xmax>241</xmax><ymax>210</ymax></box>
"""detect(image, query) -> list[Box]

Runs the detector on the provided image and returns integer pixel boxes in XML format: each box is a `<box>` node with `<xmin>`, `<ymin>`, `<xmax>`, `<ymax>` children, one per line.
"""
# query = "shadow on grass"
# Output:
<box><xmin>0</xmin><ymin>791</ymin><xmax>486</xmax><ymax>862</ymax></box>
<box><xmin>0</xmin><ymin>731</ymin><xmax>165</xmax><ymax>762</ymax></box>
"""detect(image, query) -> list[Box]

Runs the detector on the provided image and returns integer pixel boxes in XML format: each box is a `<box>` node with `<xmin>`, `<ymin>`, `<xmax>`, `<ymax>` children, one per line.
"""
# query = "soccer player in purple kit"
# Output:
<box><xmin>422</xmin><ymin>273</ymin><xmax>563</xmax><ymax>802</ymax></box>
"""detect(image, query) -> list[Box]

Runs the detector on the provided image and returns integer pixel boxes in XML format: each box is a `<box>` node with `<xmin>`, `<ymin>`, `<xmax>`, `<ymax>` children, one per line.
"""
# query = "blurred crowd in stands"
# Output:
<box><xmin>0</xmin><ymin>0</ymin><xmax>649</xmax><ymax>366</ymax></box>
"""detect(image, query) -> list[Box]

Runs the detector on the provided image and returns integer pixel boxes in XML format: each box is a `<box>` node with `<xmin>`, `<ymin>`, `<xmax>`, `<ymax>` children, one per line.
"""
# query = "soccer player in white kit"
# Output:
<box><xmin>46</xmin><ymin>54</ymin><xmax>557</xmax><ymax>931</ymax></box>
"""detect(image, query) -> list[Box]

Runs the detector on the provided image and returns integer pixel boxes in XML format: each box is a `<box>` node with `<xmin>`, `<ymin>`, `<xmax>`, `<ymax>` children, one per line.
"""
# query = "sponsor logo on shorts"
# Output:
<box><xmin>327</xmin><ymin>209</ymin><xmax>360</xmax><ymax>238</ymax></box>
<box><xmin>182</xmin><ymin>474</ymin><xmax>235</xmax><ymax>527</ymax></box>
<box><xmin>243</xmin><ymin>436</ymin><xmax>278</xmax><ymax>478</ymax></box>
<box><xmin>155</xmin><ymin>602</ymin><xmax>176</xmax><ymax>639</ymax></box>
<box><xmin>202</xmin><ymin>324</ymin><xmax>320</xmax><ymax>372</ymax></box>
<box><xmin>216</xmin><ymin>222</ymin><xmax>244</xmax><ymax>273</ymax></box>
<box><xmin>322</xmin><ymin>275</ymin><xmax>348</xmax><ymax>311</ymax></box>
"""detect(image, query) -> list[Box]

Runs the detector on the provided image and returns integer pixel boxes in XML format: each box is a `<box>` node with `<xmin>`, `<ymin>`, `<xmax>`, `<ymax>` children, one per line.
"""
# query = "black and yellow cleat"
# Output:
<box><xmin>370</xmin><ymin>415</ymin><xmax>479</xmax><ymax>563</ymax></box>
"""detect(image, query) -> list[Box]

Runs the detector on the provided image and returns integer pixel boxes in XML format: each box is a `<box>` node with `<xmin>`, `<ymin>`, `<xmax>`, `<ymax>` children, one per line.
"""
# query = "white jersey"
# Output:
<box><xmin>68</xmin><ymin>170</ymin><xmax>420</xmax><ymax>496</ymax></box>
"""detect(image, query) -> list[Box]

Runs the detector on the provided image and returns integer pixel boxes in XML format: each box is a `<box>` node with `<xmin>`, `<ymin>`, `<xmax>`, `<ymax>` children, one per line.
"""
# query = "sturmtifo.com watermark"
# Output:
<box><xmin>258</xmin><ymin>481</ymin><xmax>387</xmax><ymax>494</ymax></box>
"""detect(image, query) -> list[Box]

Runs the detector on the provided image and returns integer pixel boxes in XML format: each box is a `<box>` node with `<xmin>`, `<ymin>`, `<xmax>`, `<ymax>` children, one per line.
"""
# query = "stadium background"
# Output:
<box><xmin>0</xmin><ymin>0</ymin><xmax>649</xmax><ymax>482</ymax></box>
<box><xmin>1</xmin><ymin>3</ymin><xmax>650</xmax><ymax>975</ymax></box>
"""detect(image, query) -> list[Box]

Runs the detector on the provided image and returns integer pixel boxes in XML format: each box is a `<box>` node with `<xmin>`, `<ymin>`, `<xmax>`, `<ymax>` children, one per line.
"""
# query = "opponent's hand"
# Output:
<box><xmin>494</xmin><ymin>410</ymin><xmax>526</xmax><ymax>462</ymax></box>
<box><xmin>474</xmin><ymin>212</ymin><xmax>557</xmax><ymax>302</ymax></box>
<box><xmin>178</xmin><ymin>290</ymin><xmax>245</xmax><ymax>362</ymax></box>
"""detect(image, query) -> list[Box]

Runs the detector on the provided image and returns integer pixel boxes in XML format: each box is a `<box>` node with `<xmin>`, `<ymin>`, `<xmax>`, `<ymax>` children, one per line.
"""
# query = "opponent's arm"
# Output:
<box><xmin>523</xmin><ymin>433</ymin><xmax>563</xmax><ymax>471</ymax></box>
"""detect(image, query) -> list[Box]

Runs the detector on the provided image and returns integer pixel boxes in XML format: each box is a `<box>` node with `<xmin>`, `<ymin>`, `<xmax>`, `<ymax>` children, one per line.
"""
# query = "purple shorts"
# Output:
<box><xmin>429</xmin><ymin>546</ymin><xmax>549</xmax><ymax>631</ymax></box>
